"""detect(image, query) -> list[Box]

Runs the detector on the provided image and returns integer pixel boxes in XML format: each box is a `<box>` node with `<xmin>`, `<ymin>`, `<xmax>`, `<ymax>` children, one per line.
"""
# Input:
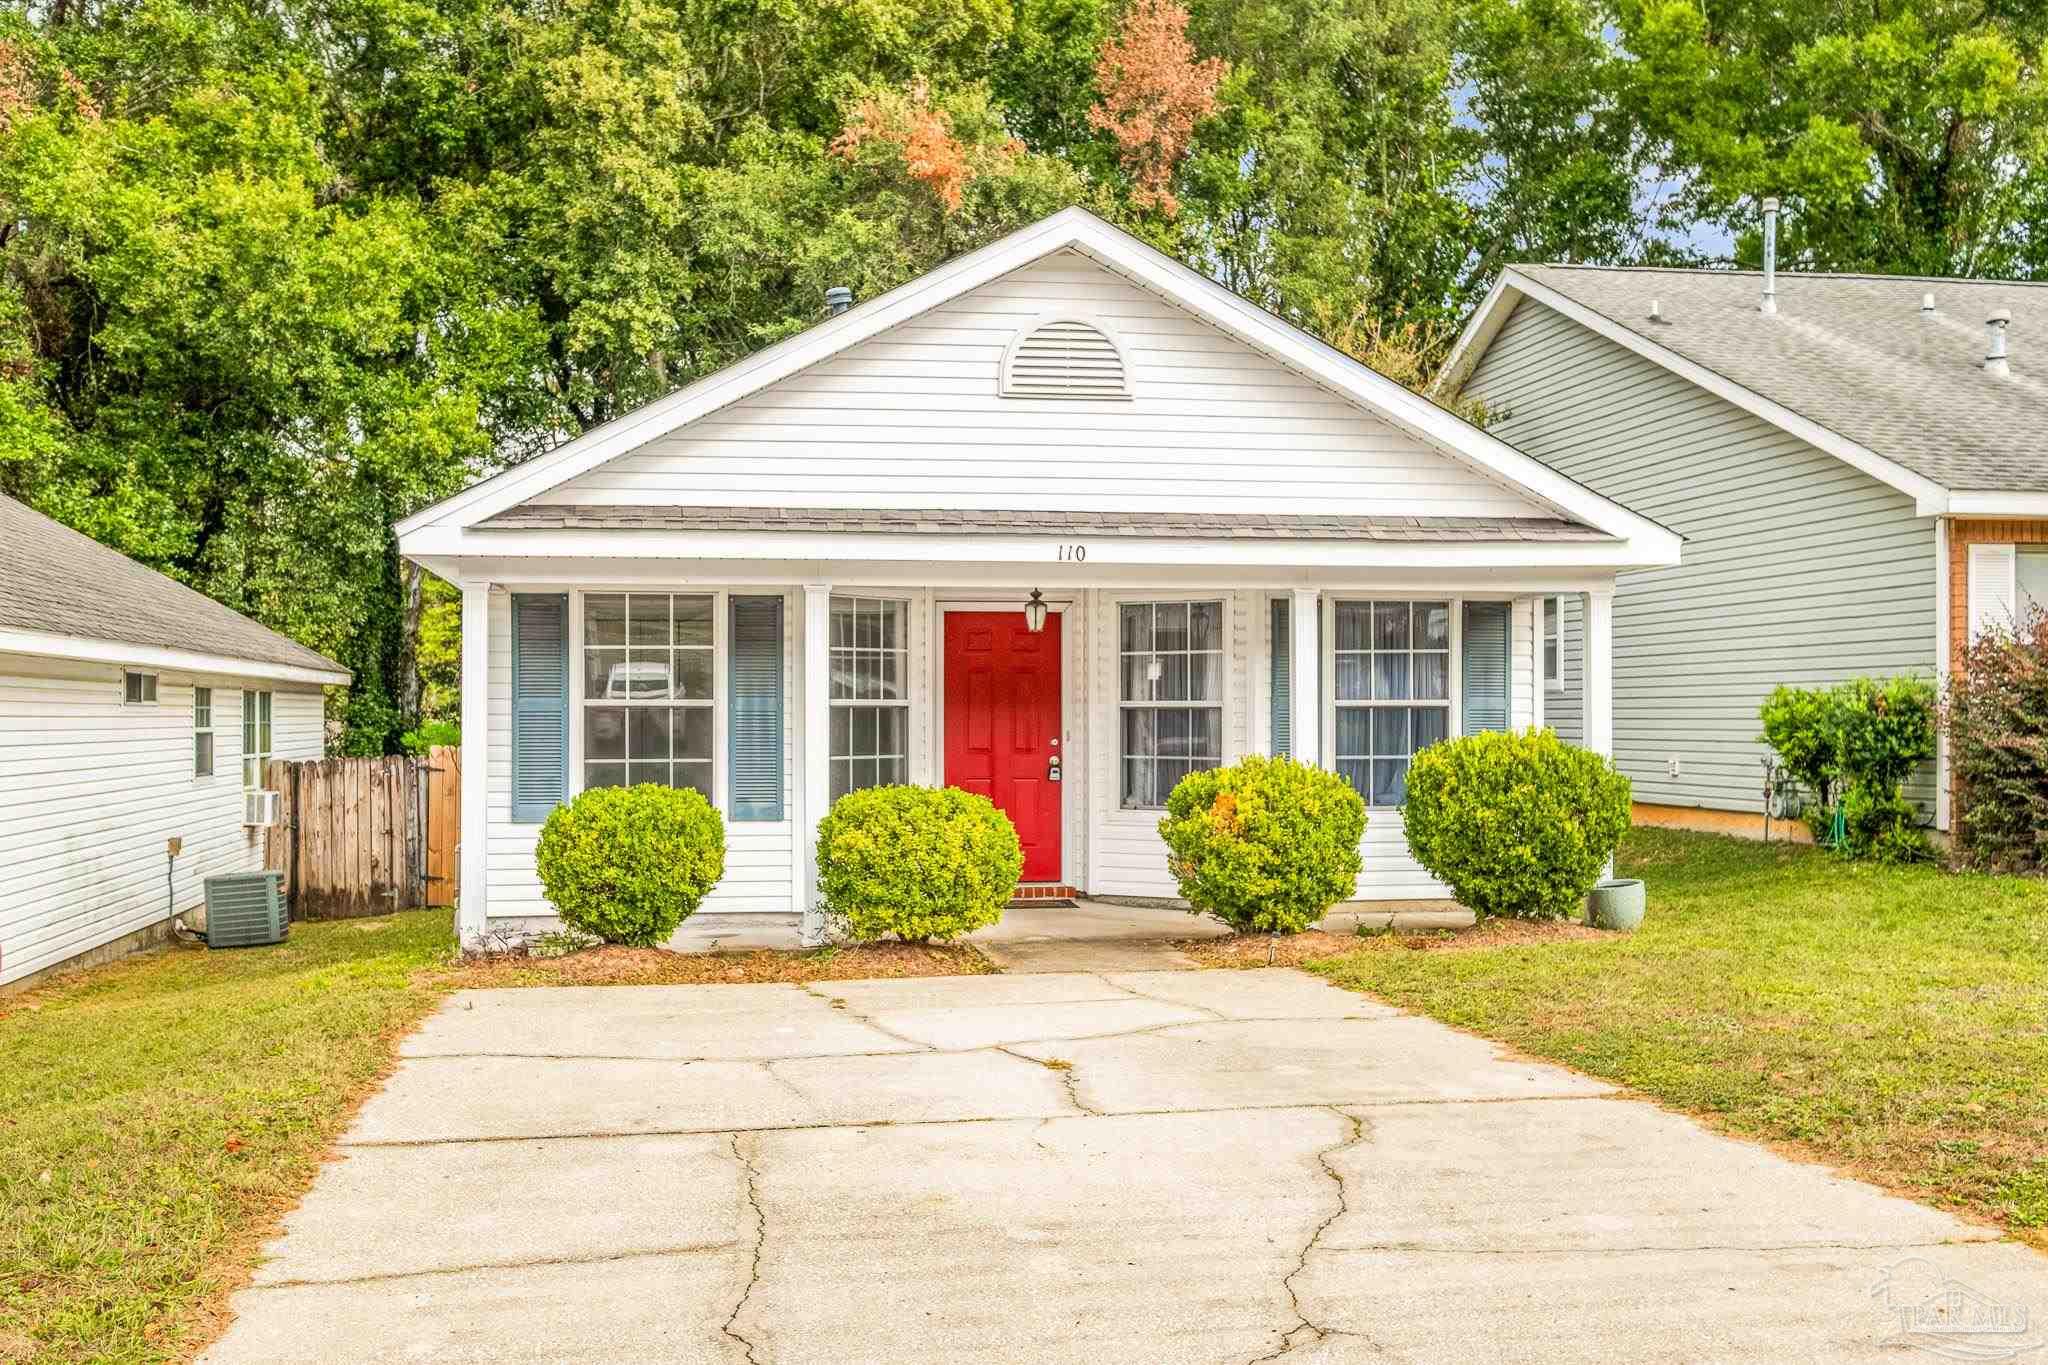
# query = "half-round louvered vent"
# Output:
<box><xmin>1001</xmin><ymin>319</ymin><xmax>1130</xmax><ymax>399</ymax></box>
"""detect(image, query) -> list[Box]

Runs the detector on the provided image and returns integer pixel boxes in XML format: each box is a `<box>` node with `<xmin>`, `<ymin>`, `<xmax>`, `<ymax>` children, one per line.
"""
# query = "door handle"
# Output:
<box><xmin>1048</xmin><ymin>754</ymin><xmax>1062</xmax><ymax>783</ymax></box>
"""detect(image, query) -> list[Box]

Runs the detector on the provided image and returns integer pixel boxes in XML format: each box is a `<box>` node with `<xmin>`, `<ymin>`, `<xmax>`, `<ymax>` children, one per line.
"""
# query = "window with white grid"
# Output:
<box><xmin>1119</xmin><ymin>600</ymin><xmax>1224</xmax><ymax>808</ymax></box>
<box><xmin>581</xmin><ymin>593</ymin><xmax>715</xmax><ymax>798</ymax></box>
<box><xmin>1332</xmin><ymin>600</ymin><xmax>1450</xmax><ymax>807</ymax></box>
<box><xmin>830</xmin><ymin>597</ymin><xmax>910</xmax><ymax>800</ymax></box>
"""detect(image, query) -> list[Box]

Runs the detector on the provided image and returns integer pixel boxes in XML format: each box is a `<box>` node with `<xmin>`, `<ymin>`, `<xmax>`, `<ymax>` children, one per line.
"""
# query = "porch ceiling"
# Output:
<box><xmin>478</xmin><ymin>505</ymin><xmax>1618</xmax><ymax>544</ymax></box>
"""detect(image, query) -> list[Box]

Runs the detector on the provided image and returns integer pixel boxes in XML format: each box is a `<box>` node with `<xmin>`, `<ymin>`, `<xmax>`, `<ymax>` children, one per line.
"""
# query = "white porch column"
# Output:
<box><xmin>1290</xmin><ymin>588</ymin><xmax>1322</xmax><ymax>767</ymax></box>
<box><xmin>1580</xmin><ymin>588</ymin><xmax>1615</xmax><ymax>757</ymax></box>
<box><xmin>799</xmin><ymin>584</ymin><xmax>832</xmax><ymax>945</ymax></box>
<box><xmin>457</xmin><ymin>580</ymin><xmax>490</xmax><ymax>950</ymax></box>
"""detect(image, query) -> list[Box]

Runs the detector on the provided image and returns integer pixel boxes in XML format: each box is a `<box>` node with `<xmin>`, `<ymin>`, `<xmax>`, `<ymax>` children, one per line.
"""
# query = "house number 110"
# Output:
<box><xmin>1057</xmin><ymin>544</ymin><xmax>1088</xmax><ymax>562</ymax></box>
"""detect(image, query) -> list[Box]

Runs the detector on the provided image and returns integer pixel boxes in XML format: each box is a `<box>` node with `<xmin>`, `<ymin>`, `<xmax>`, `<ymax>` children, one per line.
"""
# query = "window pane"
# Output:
<box><xmin>853</xmin><ymin>704</ymin><xmax>878</xmax><ymax>755</ymax></box>
<box><xmin>674</xmin><ymin>761</ymin><xmax>714</xmax><ymax>800</ymax></box>
<box><xmin>673</xmin><ymin>648</ymin><xmax>712</xmax><ymax>700</ymax></box>
<box><xmin>586</xmin><ymin>648</ymin><xmax>627</xmax><ymax>700</ymax></box>
<box><xmin>193</xmin><ymin>688</ymin><xmax>211</xmax><ymax>726</ymax></box>
<box><xmin>830</xmin><ymin>706</ymin><xmax>850</xmax><ymax>755</ymax></box>
<box><xmin>1414</xmin><ymin>651</ymin><xmax>1449</xmax><ymax>701</ymax></box>
<box><xmin>244</xmin><ymin>756</ymin><xmax>264</xmax><ymax>789</ymax></box>
<box><xmin>1189</xmin><ymin>601</ymin><xmax>1222</xmax><ymax>651</ymax></box>
<box><xmin>1160</xmin><ymin>652</ymin><xmax>1189</xmax><ymax>702</ymax></box>
<box><xmin>625</xmin><ymin>651</ymin><xmax>673</xmax><ymax>699</ymax></box>
<box><xmin>195</xmin><ymin>733</ymin><xmax>214</xmax><ymax>777</ymax></box>
<box><xmin>1334</xmin><ymin>602</ymin><xmax>1369</xmax><ymax>650</ymax></box>
<box><xmin>1415</xmin><ymin>601</ymin><xmax>1451</xmax><ymax>650</ymax></box>
<box><xmin>677</xmin><ymin>706</ymin><xmax>713</xmax><ymax>761</ymax></box>
<box><xmin>628</xmin><ymin>707</ymin><xmax>671</xmax><ymax>761</ymax></box>
<box><xmin>1334</xmin><ymin>653</ymin><xmax>1369</xmax><ymax>703</ymax></box>
<box><xmin>1123</xmin><ymin>707</ymin><xmax>1158</xmax><ymax>760</ymax></box>
<box><xmin>674</xmin><ymin>595</ymin><xmax>713</xmax><ymax>647</ymax></box>
<box><xmin>585</xmin><ymin>594</ymin><xmax>626</xmax><ymax>646</ymax></box>
<box><xmin>878</xmin><ymin>756</ymin><xmax>906</xmax><ymax>786</ymax></box>
<box><xmin>1371</xmin><ymin>707</ymin><xmax>1410</xmax><ymax>758</ymax></box>
<box><xmin>1122</xmin><ymin>756</ymin><xmax>1153</xmax><ymax>808</ymax></box>
<box><xmin>1373</xmin><ymin>653</ymin><xmax>1410</xmax><ymax>701</ymax></box>
<box><xmin>855</xmin><ymin>652</ymin><xmax>881</xmax><ymax>702</ymax></box>
<box><xmin>1157</xmin><ymin>759</ymin><xmax>1188</xmax><ymax>802</ymax></box>
<box><xmin>1414</xmin><ymin>706</ymin><xmax>1448</xmax><ymax>752</ymax></box>
<box><xmin>586</xmin><ymin>706</ymin><xmax>627</xmax><ymax>760</ymax></box>
<box><xmin>1154</xmin><ymin>601</ymin><xmax>1190</xmax><ymax>652</ymax></box>
<box><xmin>1120</xmin><ymin>603</ymin><xmax>1152</xmax><ymax>653</ymax></box>
<box><xmin>831</xmin><ymin>602</ymin><xmax>854</xmax><ymax>648</ymax></box>
<box><xmin>1374</xmin><ymin>601</ymin><xmax>1410</xmax><ymax>650</ymax></box>
<box><xmin>878</xmin><ymin>650</ymin><xmax>903</xmax><ymax>701</ymax></box>
<box><xmin>877</xmin><ymin>706</ymin><xmax>906</xmax><ymax>757</ymax></box>
<box><xmin>585</xmin><ymin>762</ymin><xmax>625</xmax><ymax>789</ymax></box>
<box><xmin>629</xmin><ymin>595</ymin><xmax>670</xmax><ymax>646</ymax></box>
<box><xmin>1544</xmin><ymin>641</ymin><xmax>1560</xmax><ymax>683</ymax></box>
<box><xmin>1191</xmin><ymin>707</ymin><xmax>1221</xmax><ymax>758</ymax></box>
<box><xmin>1337</xmin><ymin>759</ymin><xmax>1369</xmax><ymax>795</ymax></box>
<box><xmin>630</xmin><ymin>760</ymin><xmax>674</xmax><ymax>787</ymax></box>
<box><xmin>1335</xmin><ymin>708</ymin><xmax>1369</xmax><ymax>759</ymax></box>
<box><xmin>831</xmin><ymin>759</ymin><xmax>852</xmax><ymax>802</ymax></box>
<box><xmin>1371</xmin><ymin>757</ymin><xmax>1409</xmax><ymax>807</ymax></box>
<box><xmin>1158</xmin><ymin>706</ymin><xmax>1189</xmax><ymax>756</ymax></box>
<box><xmin>1188</xmin><ymin>653</ymin><xmax>1219</xmax><ymax>703</ymax></box>
<box><xmin>259</xmin><ymin>695</ymin><xmax>271</xmax><ymax>751</ymax></box>
<box><xmin>878</xmin><ymin>600</ymin><xmax>903</xmax><ymax>649</ymax></box>
<box><xmin>831</xmin><ymin>653</ymin><xmax>855</xmax><ymax>700</ymax></box>
<box><xmin>1123</xmin><ymin>654</ymin><xmax>1156</xmax><ymax>702</ymax></box>
<box><xmin>1543</xmin><ymin>596</ymin><xmax>1559</xmax><ymax>637</ymax></box>
<box><xmin>856</xmin><ymin>602</ymin><xmax>880</xmax><ymax>648</ymax></box>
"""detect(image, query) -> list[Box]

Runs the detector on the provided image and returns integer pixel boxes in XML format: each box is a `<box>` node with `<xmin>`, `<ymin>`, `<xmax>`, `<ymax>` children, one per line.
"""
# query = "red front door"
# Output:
<box><xmin>944</xmin><ymin>611</ymin><xmax>1063</xmax><ymax>882</ymax></box>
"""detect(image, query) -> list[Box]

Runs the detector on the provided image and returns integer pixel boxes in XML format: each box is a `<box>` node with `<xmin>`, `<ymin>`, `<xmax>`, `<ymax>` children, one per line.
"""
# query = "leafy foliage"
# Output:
<box><xmin>1402</xmin><ymin>729</ymin><xmax>1631</xmax><ymax>920</ymax></box>
<box><xmin>1757</xmin><ymin>678</ymin><xmax>1938</xmax><ymax>863</ymax></box>
<box><xmin>816</xmin><ymin>786</ymin><xmax>1023</xmax><ymax>942</ymax></box>
<box><xmin>398</xmin><ymin>720</ymin><xmax>461</xmax><ymax>755</ymax></box>
<box><xmin>535</xmin><ymin>785</ymin><xmax>727</xmax><ymax>946</ymax></box>
<box><xmin>1086</xmin><ymin>0</ymin><xmax>1226</xmax><ymax>215</ymax></box>
<box><xmin>1157</xmin><ymin>756</ymin><xmax>1365</xmax><ymax>933</ymax></box>
<box><xmin>1945</xmin><ymin>616</ymin><xmax>2048</xmax><ymax>873</ymax></box>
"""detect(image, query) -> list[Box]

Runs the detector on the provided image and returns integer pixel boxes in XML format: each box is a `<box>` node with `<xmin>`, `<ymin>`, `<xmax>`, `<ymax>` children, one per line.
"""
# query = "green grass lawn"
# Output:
<box><xmin>0</xmin><ymin>911</ymin><xmax>456</xmax><ymax>1364</ymax></box>
<box><xmin>1311</xmin><ymin>827</ymin><xmax>2048</xmax><ymax>1244</ymax></box>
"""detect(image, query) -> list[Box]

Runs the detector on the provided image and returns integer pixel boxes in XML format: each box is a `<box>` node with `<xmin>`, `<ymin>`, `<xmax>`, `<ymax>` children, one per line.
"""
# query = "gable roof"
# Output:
<box><xmin>0</xmin><ymin>494</ymin><xmax>350</xmax><ymax>684</ymax></box>
<box><xmin>399</xmin><ymin>208</ymin><xmax>1678</xmax><ymax>564</ymax></box>
<box><xmin>1441</xmin><ymin>265</ymin><xmax>2048</xmax><ymax>514</ymax></box>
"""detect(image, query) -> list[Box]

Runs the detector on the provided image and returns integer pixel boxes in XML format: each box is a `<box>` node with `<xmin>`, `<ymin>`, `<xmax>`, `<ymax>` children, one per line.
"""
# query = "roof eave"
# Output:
<box><xmin>0</xmin><ymin>627</ymin><xmax>352</xmax><ymax>686</ymax></box>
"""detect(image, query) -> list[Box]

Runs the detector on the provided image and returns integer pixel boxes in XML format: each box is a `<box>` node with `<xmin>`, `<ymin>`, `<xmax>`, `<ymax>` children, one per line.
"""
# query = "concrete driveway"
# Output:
<box><xmin>205</xmin><ymin>969</ymin><xmax>2048</xmax><ymax>1364</ymax></box>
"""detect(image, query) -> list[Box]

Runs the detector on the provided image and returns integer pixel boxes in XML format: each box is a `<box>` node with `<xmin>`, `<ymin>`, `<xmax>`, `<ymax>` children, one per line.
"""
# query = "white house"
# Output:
<box><xmin>397</xmin><ymin>209</ymin><xmax>1681</xmax><ymax>949</ymax></box>
<box><xmin>0</xmin><ymin>494</ymin><xmax>348</xmax><ymax>988</ymax></box>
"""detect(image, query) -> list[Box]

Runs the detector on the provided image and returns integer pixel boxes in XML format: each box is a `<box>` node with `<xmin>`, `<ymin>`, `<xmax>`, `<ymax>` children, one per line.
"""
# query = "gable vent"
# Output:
<box><xmin>1001</xmin><ymin>319</ymin><xmax>1130</xmax><ymax>399</ymax></box>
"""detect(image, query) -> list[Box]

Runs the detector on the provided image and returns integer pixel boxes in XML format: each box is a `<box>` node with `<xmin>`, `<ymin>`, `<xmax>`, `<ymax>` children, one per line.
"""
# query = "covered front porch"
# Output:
<box><xmin>427</xmin><ymin>511</ymin><xmax>1625</xmax><ymax>952</ymax></box>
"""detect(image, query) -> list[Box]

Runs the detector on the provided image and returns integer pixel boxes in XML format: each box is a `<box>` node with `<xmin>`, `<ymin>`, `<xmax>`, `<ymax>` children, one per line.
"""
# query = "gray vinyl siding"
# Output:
<box><xmin>1463</xmin><ymin>298</ymin><xmax>1938</xmax><ymax>817</ymax></box>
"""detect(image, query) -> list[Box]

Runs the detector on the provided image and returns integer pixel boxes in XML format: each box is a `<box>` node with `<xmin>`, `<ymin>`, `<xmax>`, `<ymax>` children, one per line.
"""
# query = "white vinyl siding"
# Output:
<box><xmin>536</xmin><ymin>251</ymin><xmax>1547</xmax><ymax>520</ymax></box>
<box><xmin>0</xmin><ymin>656</ymin><xmax>321</xmax><ymax>986</ymax></box>
<box><xmin>1463</xmin><ymin>297</ymin><xmax>1938</xmax><ymax>817</ymax></box>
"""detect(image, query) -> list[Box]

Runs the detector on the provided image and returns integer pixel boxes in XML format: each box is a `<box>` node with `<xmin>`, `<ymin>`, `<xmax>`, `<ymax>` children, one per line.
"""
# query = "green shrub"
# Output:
<box><xmin>1158</xmin><ymin>757</ymin><xmax>1365</xmax><ymax>933</ymax></box>
<box><xmin>1402</xmin><ymin>729</ymin><xmax>1631</xmax><ymax>921</ymax></box>
<box><xmin>534</xmin><ymin>785</ymin><xmax>726</xmax><ymax>946</ymax></box>
<box><xmin>817</xmin><ymin>786</ymin><xmax>1023</xmax><ymax>942</ymax></box>
<box><xmin>1758</xmin><ymin>676</ymin><xmax>1936</xmax><ymax>864</ymax></box>
<box><xmin>399</xmin><ymin>720</ymin><xmax>460</xmax><ymax>755</ymax></box>
<box><xmin>1945</xmin><ymin>616</ymin><xmax>2048</xmax><ymax>871</ymax></box>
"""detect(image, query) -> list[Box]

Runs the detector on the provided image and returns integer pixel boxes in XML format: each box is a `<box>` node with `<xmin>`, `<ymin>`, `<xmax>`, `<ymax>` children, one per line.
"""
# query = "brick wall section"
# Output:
<box><xmin>1947</xmin><ymin>519</ymin><xmax>2048</xmax><ymax>678</ymax></box>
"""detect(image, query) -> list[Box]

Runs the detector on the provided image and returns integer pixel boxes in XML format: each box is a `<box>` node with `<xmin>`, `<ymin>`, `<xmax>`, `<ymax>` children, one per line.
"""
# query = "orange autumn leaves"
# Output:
<box><xmin>832</xmin><ymin>0</ymin><xmax>1225</xmax><ymax>218</ymax></box>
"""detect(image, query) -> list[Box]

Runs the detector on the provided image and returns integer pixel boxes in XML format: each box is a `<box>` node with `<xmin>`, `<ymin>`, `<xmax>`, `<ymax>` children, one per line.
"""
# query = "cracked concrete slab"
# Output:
<box><xmin>1007</xmin><ymin>1015</ymin><xmax>1615</xmax><ymax>1113</ymax></box>
<box><xmin>1328</xmin><ymin>1097</ymin><xmax>2000</xmax><ymax>1255</ymax></box>
<box><xmin>204</xmin><ymin>967</ymin><xmax>2048</xmax><ymax>1364</ymax></box>
<box><xmin>250</xmin><ymin>1135</ymin><xmax>744</xmax><ymax>1285</ymax></box>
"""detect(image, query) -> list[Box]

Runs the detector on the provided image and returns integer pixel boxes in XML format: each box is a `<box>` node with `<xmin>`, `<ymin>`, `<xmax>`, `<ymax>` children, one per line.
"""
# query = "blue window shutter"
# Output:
<box><xmin>511</xmin><ymin>594</ymin><xmax>569</xmax><ymax>823</ymax></box>
<box><xmin>1462</xmin><ymin>601</ymin><xmax>1510</xmax><ymax>734</ymax></box>
<box><xmin>1269</xmin><ymin>599</ymin><xmax>1292</xmax><ymax>758</ymax></box>
<box><xmin>729</xmin><ymin>595</ymin><xmax>785</xmax><ymax>821</ymax></box>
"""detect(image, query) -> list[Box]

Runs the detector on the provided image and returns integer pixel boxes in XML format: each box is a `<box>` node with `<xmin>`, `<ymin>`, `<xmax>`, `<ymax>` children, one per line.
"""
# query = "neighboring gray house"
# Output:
<box><xmin>0</xmin><ymin>495</ymin><xmax>348</xmax><ymax>987</ymax></box>
<box><xmin>1438</xmin><ymin>263</ymin><xmax>2048</xmax><ymax>835</ymax></box>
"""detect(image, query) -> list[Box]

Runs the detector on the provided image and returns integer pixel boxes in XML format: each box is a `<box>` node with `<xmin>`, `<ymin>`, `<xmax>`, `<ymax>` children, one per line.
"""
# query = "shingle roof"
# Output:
<box><xmin>1509</xmin><ymin>265</ymin><xmax>2048</xmax><ymax>494</ymax></box>
<box><xmin>0</xmin><ymin>494</ymin><xmax>349</xmax><ymax>677</ymax></box>
<box><xmin>480</xmin><ymin>504</ymin><xmax>1617</xmax><ymax>542</ymax></box>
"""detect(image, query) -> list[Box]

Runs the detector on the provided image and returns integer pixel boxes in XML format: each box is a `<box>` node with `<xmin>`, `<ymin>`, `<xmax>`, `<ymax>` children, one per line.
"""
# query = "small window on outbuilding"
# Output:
<box><xmin>124</xmin><ymin>671</ymin><xmax>157</xmax><ymax>704</ymax></box>
<box><xmin>1001</xmin><ymin>319</ymin><xmax>1130</xmax><ymax>400</ymax></box>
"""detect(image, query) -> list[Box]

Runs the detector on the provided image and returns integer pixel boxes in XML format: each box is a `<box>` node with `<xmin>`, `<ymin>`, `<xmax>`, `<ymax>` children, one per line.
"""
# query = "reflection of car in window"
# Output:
<box><xmin>606</xmin><ymin>661</ymin><xmax>672</xmax><ymax>698</ymax></box>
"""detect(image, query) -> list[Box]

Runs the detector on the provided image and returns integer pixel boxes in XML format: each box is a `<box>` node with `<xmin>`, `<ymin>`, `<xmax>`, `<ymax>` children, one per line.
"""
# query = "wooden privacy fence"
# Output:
<box><xmin>263</xmin><ymin>745</ymin><xmax>461</xmax><ymax>919</ymax></box>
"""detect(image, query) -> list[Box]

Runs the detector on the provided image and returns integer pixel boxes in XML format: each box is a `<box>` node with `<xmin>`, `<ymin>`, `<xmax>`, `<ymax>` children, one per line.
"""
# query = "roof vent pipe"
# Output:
<box><xmin>1921</xmin><ymin>292</ymin><xmax>1936</xmax><ymax>315</ymax></box>
<box><xmin>1647</xmin><ymin>298</ymin><xmax>1662</xmax><ymax>323</ymax></box>
<box><xmin>1760</xmin><ymin>197</ymin><xmax>1779</xmax><ymax>316</ymax></box>
<box><xmin>1986</xmin><ymin>310</ymin><xmax>2013</xmax><ymax>377</ymax></box>
<box><xmin>824</xmin><ymin>286</ymin><xmax>853</xmax><ymax>317</ymax></box>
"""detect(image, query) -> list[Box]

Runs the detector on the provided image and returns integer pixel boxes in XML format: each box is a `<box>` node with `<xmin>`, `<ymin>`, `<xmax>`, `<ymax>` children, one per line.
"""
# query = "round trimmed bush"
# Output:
<box><xmin>816</xmin><ymin>786</ymin><xmax>1023</xmax><ymax>942</ymax></box>
<box><xmin>535</xmin><ymin>784</ymin><xmax>726</xmax><ymax>946</ymax></box>
<box><xmin>1401</xmin><ymin>729</ymin><xmax>1630</xmax><ymax>921</ymax></box>
<box><xmin>1158</xmin><ymin>756</ymin><xmax>1366</xmax><ymax>934</ymax></box>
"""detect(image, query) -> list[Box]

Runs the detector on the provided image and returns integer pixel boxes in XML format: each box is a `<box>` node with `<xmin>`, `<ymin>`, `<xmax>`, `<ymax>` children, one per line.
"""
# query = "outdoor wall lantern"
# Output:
<box><xmin>1023</xmin><ymin>588</ymin><xmax>1049</xmax><ymax>633</ymax></box>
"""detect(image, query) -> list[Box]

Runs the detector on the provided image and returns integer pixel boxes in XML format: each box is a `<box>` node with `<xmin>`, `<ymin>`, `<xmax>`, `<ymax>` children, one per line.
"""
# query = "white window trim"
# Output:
<box><xmin>1324</xmin><ymin>597</ymin><xmax>1458</xmax><ymax>810</ymax></box>
<box><xmin>574</xmin><ymin>590</ymin><xmax>721</xmax><ymax>804</ymax></box>
<box><xmin>193</xmin><ymin>685</ymin><xmax>215</xmax><ymax>780</ymax></box>
<box><xmin>123</xmin><ymin>670</ymin><xmax>158</xmax><ymax>705</ymax></box>
<box><xmin>1543</xmin><ymin>594</ymin><xmax>1565</xmax><ymax>692</ymax></box>
<box><xmin>829</xmin><ymin>594</ymin><xmax>914</xmax><ymax>799</ymax></box>
<box><xmin>241</xmin><ymin>689</ymin><xmax>273</xmax><ymax>791</ymax></box>
<box><xmin>1114</xmin><ymin>597</ymin><xmax>1228</xmax><ymax>810</ymax></box>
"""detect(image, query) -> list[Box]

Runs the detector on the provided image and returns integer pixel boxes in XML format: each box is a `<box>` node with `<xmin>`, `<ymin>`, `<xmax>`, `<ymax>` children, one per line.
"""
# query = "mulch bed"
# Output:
<box><xmin>427</xmin><ymin>940</ymin><xmax>997</xmax><ymax>988</ymax></box>
<box><xmin>1181</xmin><ymin>917</ymin><xmax>1614</xmax><ymax>969</ymax></box>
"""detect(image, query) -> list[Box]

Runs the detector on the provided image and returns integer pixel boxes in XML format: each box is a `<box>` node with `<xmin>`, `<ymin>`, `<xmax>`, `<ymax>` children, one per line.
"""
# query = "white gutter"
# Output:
<box><xmin>0</xmin><ymin>628</ymin><xmax>352</xmax><ymax>686</ymax></box>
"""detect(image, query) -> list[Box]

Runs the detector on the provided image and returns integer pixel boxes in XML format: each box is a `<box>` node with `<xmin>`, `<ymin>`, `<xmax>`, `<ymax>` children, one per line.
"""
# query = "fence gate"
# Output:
<box><xmin>264</xmin><ymin>752</ymin><xmax>454</xmax><ymax>919</ymax></box>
